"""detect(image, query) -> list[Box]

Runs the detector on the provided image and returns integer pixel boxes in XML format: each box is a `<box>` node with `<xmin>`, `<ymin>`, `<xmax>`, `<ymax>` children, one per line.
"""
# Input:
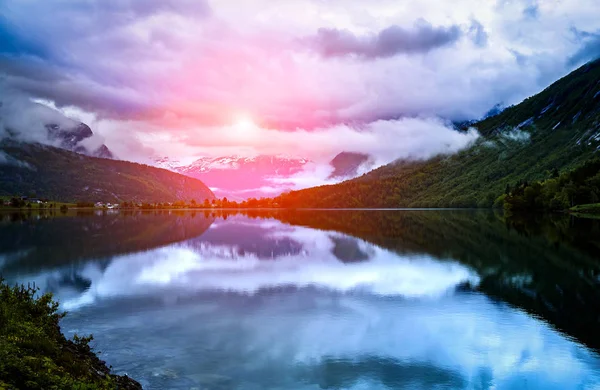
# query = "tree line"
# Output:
<box><xmin>496</xmin><ymin>158</ymin><xmax>600</xmax><ymax>211</ymax></box>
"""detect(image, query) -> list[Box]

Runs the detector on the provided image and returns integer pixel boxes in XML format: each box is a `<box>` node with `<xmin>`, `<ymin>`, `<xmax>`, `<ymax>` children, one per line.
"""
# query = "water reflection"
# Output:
<box><xmin>1</xmin><ymin>210</ymin><xmax>600</xmax><ymax>389</ymax></box>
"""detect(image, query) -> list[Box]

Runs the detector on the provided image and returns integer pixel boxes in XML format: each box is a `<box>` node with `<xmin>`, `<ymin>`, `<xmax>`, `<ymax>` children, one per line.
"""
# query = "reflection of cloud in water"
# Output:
<box><xmin>0</xmin><ymin>248</ymin><xmax>33</xmax><ymax>268</ymax></box>
<box><xmin>55</xmin><ymin>226</ymin><xmax>479</xmax><ymax>310</ymax></box>
<box><xmin>195</xmin><ymin>217</ymin><xmax>304</xmax><ymax>259</ymax></box>
<box><xmin>6</xmin><ymin>217</ymin><xmax>600</xmax><ymax>389</ymax></box>
<box><xmin>62</xmin><ymin>291</ymin><xmax>600</xmax><ymax>389</ymax></box>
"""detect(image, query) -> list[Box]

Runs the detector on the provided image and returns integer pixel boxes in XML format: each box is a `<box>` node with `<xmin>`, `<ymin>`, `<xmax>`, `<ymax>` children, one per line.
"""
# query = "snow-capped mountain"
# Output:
<box><xmin>153</xmin><ymin>152</ymin><xmax>378</xmax><ymax>199</ymax></box>
<box><xmin>154</xmin><ymin>155</ymin><xmax>309</xmax><ymax>199</ymax></box>
<box><xmin>154</xmin><ymin>157</ymin><xmax>183</xmax><ymax>171</ymax></box>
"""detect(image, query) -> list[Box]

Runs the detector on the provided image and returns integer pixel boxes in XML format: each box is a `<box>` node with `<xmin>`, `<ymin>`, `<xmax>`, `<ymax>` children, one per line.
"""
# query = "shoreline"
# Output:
<box><xmin>0</xmin><ymin>280</ymin><xmax>142</xmax><ymax>389</ymax></box>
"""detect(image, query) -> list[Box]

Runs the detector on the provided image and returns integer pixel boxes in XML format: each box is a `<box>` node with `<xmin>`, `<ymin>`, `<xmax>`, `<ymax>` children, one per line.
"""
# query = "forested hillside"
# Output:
<box><xmin>276</xmin><ymin>59</ymin><xmax>600</xmax><ymax>208</ymax></box>
<box><xmin>0</xmin><ymin>141</ymin><xmax>215</xmax><ymax>203</ymax></box>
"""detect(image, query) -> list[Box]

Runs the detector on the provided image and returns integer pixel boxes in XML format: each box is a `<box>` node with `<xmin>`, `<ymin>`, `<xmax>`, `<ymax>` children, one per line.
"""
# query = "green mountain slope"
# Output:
<box><xmin>0</xmin><ymin>141</ymin><xmax>215</xmax><ymax>203</ymax></box>
<box><xmin>276</xmin><ymin>59</ymin><xmax>600</xmax><ymax>208</ymax></box>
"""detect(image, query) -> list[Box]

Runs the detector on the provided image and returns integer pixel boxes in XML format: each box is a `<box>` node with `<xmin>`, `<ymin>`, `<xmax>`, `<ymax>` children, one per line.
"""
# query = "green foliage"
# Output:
<box><xmin>0</xmin><ymin>279</ymin><xmax>141</xmax><ymax>389</ymax></box>
<box><xmin>274</xmin><ymin>59</ymin><xmax>600</xmax><ymax>209</ymax></box>
<box><xmin>501</xmin><ymin>159</ymin><xmax>600</xmax><ymax>211</ymax></box>
<box><xmin>570</xmin><ymin>203</ymin><xmax>600</xmax><ymax>214</ymax></box>
<box><xmin>0</xmin><ymin>141</ymin><xmax>214</xmax><ymax>203</ymax></box>
<box><xmin>9</xmin><ymin>198</ymin><xmax>27</xmax><ymax>208</ymax></box>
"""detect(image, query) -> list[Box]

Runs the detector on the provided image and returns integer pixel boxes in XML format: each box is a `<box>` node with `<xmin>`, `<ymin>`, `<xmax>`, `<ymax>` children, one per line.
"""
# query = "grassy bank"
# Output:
<box><xmin>570</xmin><ymin>203</ymin><xmax>600</xmax><ymax>219</ymax></box>
<box><xmin>0</xmin><ymin>280</ymin><xmax>141</xmax><ymax>389</ymax></box>
<box><xmin>571</xmin><ymin>203</ymin><xmax>600</xmax><ymax>214</ymax></box>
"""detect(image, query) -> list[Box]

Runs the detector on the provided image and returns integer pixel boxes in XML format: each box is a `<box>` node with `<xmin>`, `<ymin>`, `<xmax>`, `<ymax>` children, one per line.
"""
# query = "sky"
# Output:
<box><xmin>1</xmin><ymin>0</ymin><xmax>600</xmax><ymax>166</ymax></box>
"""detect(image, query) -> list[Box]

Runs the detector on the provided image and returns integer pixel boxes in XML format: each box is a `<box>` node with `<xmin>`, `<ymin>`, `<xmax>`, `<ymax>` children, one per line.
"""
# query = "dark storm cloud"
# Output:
<box><xmin>0</xmin><ymin>0</ymin><xmax>211</xmax><ymax>118</ymax></box>
<box><xmin>306</xmin><ymin>22</ymin><xmax>462</xmax><ymax>59</ymax></box>
<box><xmin>568</xmin><ymin>29</ymin><xmax>600</xmax><ymax>66</ymax></box>
<box><xmin>0</xmin><ymin>17</ymin><xmax>51</xmax><ymax>59</ymax></box>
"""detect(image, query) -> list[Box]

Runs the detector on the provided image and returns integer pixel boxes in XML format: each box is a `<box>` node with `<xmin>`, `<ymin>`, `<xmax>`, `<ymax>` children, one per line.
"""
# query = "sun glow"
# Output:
<box><xmin>234</xmin><ymin>115</ymin><xmax>256</xmax><ymax>131</ymax></box>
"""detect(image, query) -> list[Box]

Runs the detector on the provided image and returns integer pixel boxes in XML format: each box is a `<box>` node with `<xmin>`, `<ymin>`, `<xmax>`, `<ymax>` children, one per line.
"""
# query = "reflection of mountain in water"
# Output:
<box><xmin>2</xmin><ymin>209</ymin><xmax>600</xmax><ymax>354</ymax></box>
<box><xmin>330</xmin><ymin>236</ymin><xmax>371</xmax><ymax>263</ymax></box>
<box><xmin>2</xmin><ymin>209</ymin><xmax>600</xmax><ymax>389</ymax></box>
<box><xmin>190</xmin><ymin>218</ymin><xmax>304</xmax><ymax>259</ymax></box>
<box><xmin>0</xmin><ymin>210</ymin><xmax>214</xmax><ymax>273</ymax></box>
<box><xmin>241</xmin><ymin>209</ymin><xmax>600</xmax><ymax>352</ymax></box>
<box><xmin>36</xmin><ymin>226</ymin><xmax>478</xmax><ymax>310</ymax></box>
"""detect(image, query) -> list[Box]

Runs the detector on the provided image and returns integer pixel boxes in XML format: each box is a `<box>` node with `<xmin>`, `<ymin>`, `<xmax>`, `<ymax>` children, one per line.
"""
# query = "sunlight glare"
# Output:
<box><xmin>234</xmin><ymin>115</ymin><xmax>256</xmax><ymax>132</ymax></box>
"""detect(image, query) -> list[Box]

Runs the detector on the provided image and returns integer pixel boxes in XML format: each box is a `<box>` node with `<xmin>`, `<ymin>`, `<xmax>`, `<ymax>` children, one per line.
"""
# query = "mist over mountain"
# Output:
<box><xmin>154</xmin><ymin>152</ymin><xmax>379</xmax><ymax>199</ymax></box>
<box><xmin>328</xmin><ymin>152</ymin><xmax>374</xmax><ymax>180</ymax></box>
<box><xmin>0</xmin><ymin>92</ymin><xmax>113</xmax><ymax>159</ymax></box>
<box><xmin>154</xmin><ymin>155</ymin><xmax>309</xmax><ymax>200</ymax></box>
<box><xmin>276</xmin><ymin>58</ymin><xmax>600</xmax><ymax>208</ymax></box>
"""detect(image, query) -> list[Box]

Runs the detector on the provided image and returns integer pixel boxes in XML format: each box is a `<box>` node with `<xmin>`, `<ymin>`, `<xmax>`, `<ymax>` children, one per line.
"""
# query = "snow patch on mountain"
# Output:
<box><xmin>154</xmin><ymin>157</ymin><xmax>182</xmax><ymax>172</ymax></box>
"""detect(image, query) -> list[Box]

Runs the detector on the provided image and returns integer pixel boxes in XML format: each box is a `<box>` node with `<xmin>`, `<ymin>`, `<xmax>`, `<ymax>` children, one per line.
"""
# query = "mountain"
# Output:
<box><xmin>154</xmin><ymin>153</ymin><xmax>379</xmax><ymax>199</ymax></box>
<box><xmin>45</xmin><ymin>122</ymin><xmax>114</xmax><ymax>159</ymax></box>
<box><xmin>0</xmin><ymin>212</ymin><xmax>215</xmax><ymax>274</ymax></box>
<box><xmin>0</xmin><ymin>140</ymin><xmax>215</xmax><ymax>203</ymax></box>
<box><xmin>1</xmin><ymin>103</ymin><xmax>115</xmax><ymax>159</ymax></box>
<box><xmin>328</xmin><ymin>152</ymin><xmax>374</xmax><ymax>179</ymax></box>
<box><xmin>154</xmin><ymin>156</ymin><xmax>183</xmax><ymax>171</ymax></box>
<box><xmin>276</xmin><ymin>59</ymin><xmax>600</xmax><ymax>208</ymax></box>
<box><xmin>155</xmin><ymin>155</ymin><xmax>309</xmax><ymax>199</ymax></box>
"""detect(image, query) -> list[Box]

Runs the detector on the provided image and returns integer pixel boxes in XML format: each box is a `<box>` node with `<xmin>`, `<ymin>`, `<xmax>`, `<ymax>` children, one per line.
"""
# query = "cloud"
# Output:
<box><xmin>152</xmin><ymin>116</ymin><xmax>478</xmax><ymax>163</ymax></box>
<box><xmin>523</xmin><ymin>5</ymin><xmax>540</xmax><ymax>19</ymax></box>
<box><xmin>305</xmin><ymin>21</ymin><xmax>462</xmax><ymax>59</ymax></box>
<box><xmin>502</xmin><ymin>128</ymin><xmax>531</xmax><ymax>142</ymax></box>
<box><xmin>467</xmin><ymin>20</ymin><xmax>488</xmax><ymax>47</ymax></box>
<box><xmin>0</xmin><ymin>84</ymin><xmax>107</xmax><ymax>155</ymax></box>
<box><xmin>0</xmin><ymin>150</ymin><xmax>32</xmax><ymax>169</ymax></box>
<box><xmin>568</xmin><ymin>29</ymin><xmax>600</xmax><ymax>66</ymax></box>
<box><xmin>0</xmin><ymin>0</ymin><xmax>599</xmax><ymax>167</ymax></box>
<box><xmin>160</xmin><ymin>117</ymin><xmax>478</xmax><ymax>191</ymax></box>
<box><xmin>0</xmin><ymin>85</ymin><xmax>70</xmax><ymax>145</ymax></box>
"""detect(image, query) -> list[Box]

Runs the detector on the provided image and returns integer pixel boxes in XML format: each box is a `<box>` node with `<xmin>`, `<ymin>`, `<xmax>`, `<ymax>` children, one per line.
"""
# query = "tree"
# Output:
<box><xmin>10</xmin><ymin>198</ymin><xmax>24</xmax><ymax>208</ymax></box>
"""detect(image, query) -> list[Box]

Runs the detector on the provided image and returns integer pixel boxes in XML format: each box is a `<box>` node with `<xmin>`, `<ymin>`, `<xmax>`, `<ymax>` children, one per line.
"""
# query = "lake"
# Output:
<box><xmin>1</xmin><ymin>209</ymin><xmax>600</xmax><ymax>389</ymax></box>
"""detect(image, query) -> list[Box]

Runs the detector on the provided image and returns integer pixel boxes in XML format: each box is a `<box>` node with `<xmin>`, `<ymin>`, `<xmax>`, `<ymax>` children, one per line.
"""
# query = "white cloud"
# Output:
<box><xmin>1</xmin><ymin>0</ymin><xmax>599</xmax><ymax>173</ymax></box>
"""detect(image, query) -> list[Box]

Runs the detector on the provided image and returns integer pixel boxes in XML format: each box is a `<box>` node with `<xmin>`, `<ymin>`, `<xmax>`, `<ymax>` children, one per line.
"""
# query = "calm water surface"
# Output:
<box><xmin>1</xmin><ymin>209</ymin><xmax>600</xmax><ymax>389</ymax></box>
